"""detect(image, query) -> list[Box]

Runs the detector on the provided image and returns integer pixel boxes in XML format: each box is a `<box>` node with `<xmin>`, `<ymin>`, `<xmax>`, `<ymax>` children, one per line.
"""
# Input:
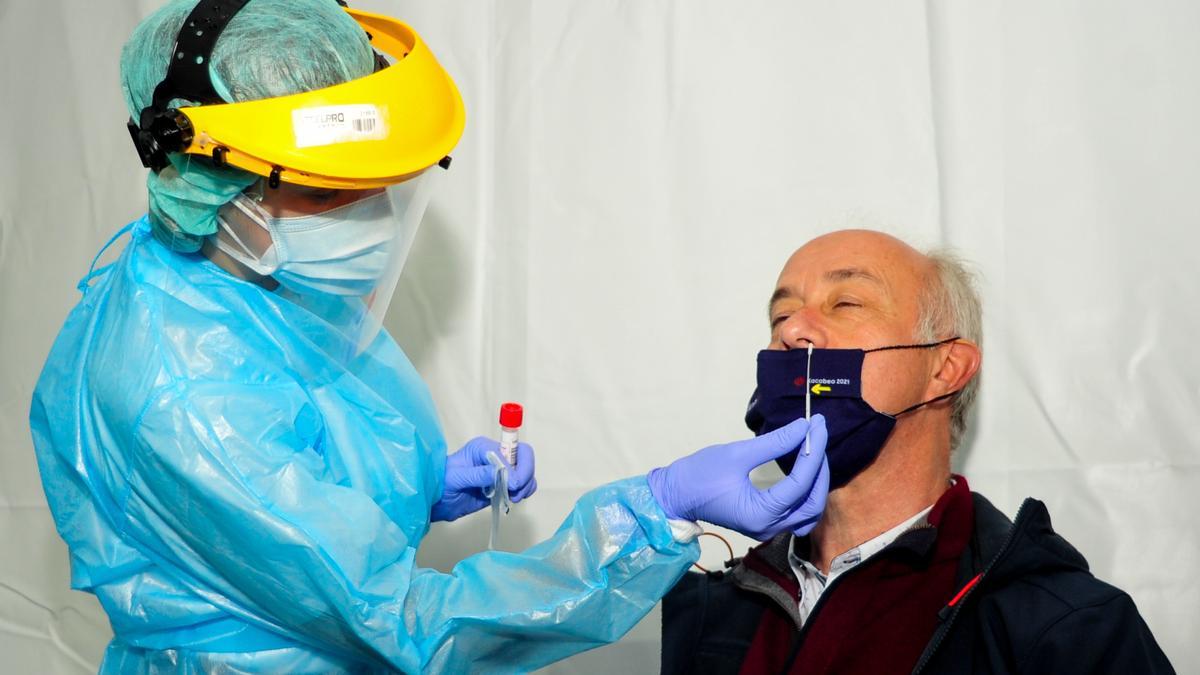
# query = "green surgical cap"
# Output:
<box><xmin>120</xmin><ymin>0</ymin><xmax>376</xmax><ymax>251</ymax></box>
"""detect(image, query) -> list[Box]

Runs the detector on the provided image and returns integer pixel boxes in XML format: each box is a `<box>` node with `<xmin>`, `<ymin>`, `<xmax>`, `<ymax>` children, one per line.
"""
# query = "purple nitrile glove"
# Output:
<box><xmin>430</xmin><ymin>436</ymin><xmax>537</xmax><ymax>523</ymax></box>
<box><xmin>647</xmin><ymin>415</ymin><xmax>830</xmax><ymax>540</ymax></box>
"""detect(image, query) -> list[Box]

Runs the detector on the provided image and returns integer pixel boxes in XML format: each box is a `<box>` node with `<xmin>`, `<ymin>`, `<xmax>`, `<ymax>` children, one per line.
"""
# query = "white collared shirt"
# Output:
<box><xmin>788</xmin><ymin>504</ymin><xmax>935</xmax><ymax>625</ymax></box>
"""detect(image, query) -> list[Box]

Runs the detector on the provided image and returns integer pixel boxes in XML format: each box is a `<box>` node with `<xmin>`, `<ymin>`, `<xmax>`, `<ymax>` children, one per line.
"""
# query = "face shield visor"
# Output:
<box><xmin>213</xmin><ymin>166</ymin><xmax>443</xmax><ymax>352</ymax></box>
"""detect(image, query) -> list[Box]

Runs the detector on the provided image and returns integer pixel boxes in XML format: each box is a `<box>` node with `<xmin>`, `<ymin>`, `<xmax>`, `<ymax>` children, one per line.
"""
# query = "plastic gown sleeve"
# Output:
<box><xmin>116</xmin><ymin>382</ymin><xmax>699</xmax><ymax>673</ymax></box>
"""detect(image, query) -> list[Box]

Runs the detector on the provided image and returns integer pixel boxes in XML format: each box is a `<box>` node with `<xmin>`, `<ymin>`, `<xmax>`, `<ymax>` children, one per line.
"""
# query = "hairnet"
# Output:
<box><xmin>120</xmin><ymin>0</ymin><xmax>376</xmax><ymax>252</ymax></box>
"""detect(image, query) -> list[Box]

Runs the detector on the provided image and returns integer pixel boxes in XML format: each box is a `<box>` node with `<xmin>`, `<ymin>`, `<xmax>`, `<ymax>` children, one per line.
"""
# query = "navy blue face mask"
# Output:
<box><xmin>744</xmin><ymin>338</ymin><xmax>959</xmax><ymax>489</ymax></box>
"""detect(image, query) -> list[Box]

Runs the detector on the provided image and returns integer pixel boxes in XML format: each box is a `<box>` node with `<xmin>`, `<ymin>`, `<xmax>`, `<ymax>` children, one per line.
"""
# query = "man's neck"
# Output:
<box><xmin>808</xmin><ymin>434</ymin><xmax>951</xmax><ymax>575</ymax></box>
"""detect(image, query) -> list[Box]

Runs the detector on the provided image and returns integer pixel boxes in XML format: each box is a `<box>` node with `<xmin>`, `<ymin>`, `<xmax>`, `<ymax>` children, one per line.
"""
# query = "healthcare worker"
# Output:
<box><xmin>29</xmin><ymin>0</ymin><xmax>830</xmax><ymax>672</ymax></box>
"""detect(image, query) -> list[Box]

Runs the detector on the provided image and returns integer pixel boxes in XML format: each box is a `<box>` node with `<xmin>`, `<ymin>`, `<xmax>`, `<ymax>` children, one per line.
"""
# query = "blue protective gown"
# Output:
<box><xmin>30</xmin><ymin>217</ymin><xmax>699</xmax><ymax>674</ymax></box>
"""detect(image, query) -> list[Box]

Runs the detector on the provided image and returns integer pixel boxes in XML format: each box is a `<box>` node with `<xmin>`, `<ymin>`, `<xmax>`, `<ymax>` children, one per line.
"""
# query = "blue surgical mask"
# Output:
<box><xmin>744</xmin><ymin>338</ymin><xmax>959</xmax><ymax>488</ymax></box>
<box><xmin>216</xmin><ymin>191</ymin><xmax>397</xmax><ymax>297</ymax></box>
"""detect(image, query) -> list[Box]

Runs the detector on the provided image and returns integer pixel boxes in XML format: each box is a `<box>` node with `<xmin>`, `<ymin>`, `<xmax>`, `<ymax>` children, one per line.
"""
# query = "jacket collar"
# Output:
<box><xmin>731</xmin><ymin>477</ymin><xmax>973</xmax><ymax>627</ymax></box>
<box><xmin>963</xmin><ymin>493</ymin><xmax>1090</xmax><ymax>587</ymax></box>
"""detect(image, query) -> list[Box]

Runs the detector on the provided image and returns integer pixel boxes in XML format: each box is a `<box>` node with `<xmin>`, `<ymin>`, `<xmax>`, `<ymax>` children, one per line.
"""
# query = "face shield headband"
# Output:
<box><xmin>744</xmin><ymin>337</ymin><xmax>960</xmax><ymax>489</ymax></box>
<box><xmin>127</xmin><ymin>0</ymin><xmax>464</xmax><ymax>189</ymax></box>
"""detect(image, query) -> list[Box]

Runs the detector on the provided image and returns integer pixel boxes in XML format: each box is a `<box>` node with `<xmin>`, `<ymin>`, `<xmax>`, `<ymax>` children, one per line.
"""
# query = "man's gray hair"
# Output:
<box><xmin>915</xmin><ymin>249</ymin><xmax>982</xmax><ymax>450</ymax></box>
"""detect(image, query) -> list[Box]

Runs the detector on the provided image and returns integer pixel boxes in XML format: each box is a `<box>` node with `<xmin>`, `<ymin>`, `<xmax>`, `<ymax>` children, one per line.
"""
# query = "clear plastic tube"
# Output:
<box><xmin>489</xmin><ymin>403</ymin><xmax>523</xmax><ymax>550</ymax></box>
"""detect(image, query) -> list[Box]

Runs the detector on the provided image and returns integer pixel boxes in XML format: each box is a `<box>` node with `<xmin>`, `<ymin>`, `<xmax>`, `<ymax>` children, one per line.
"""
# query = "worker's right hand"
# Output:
<box><xmin>646</xmin><ymin>415</ymin><xmax>829</xmax><ymax>540</ymax></box>
<box><xmin>430</xmin><ymin>437</ymin><xmax>537</xmax><ymax>522</ymax></box>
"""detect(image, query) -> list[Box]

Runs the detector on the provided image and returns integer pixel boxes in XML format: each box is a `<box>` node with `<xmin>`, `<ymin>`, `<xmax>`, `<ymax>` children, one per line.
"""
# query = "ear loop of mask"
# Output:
<box><xmin>866</xmin><ymin>336</ymin><xmax>963</xmax><ymax>418</ymax></box>
<box><xmin>892</xmin><ymin>389</ymin><xmax>961</xmax><ymax>417</ymax></box>
<box><xmin>243</xmin><ymin>180</ymin><xmax>266</xmax><ymax>203</ymax></box>
<box><xmin>864</xmin><ymin>335</ymin><xmax>960</xmax><ymax>354</ymax></box>
<box><xmin>213</xmin><ymin>195</ymin><xmax>278</xmax><ymax>275</ymax></box>
<box><xmin>230</xmin><ymin>193</ymin><xmax>273</xmax><ymax>231</ymax></box>
<box><xmin>214</xmin><ymin>216</ymin><xmax>275</xmax><ymax>276</ymax></box>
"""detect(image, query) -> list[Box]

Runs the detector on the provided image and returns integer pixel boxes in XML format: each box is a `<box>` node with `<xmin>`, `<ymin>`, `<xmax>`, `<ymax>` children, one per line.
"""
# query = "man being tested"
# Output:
<box><xmin>660</xmin><ymin>230</ymin><xmax>1173</xmax><ymax>673</ymax></box>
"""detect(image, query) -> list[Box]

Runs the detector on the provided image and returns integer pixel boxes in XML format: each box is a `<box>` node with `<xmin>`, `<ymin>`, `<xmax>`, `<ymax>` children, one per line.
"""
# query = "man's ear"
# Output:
<box><xmin>931</xmin><ymin>339</ymin><xmax>981</xmax><ymax>397</ymax></box>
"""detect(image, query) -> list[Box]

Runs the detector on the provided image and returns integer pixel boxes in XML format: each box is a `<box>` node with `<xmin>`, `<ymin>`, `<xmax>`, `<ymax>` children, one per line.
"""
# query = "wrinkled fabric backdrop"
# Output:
<box><xmin>2</xmin><ymin>0</ymin><xmax>1197</xmax><ymax>672</ymax></box>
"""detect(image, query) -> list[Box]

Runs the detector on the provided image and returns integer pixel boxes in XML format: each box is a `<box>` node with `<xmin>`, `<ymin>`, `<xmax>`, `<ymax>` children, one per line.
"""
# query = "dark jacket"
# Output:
<box><xmin>661</xmin><ymin>491</ymin><xmax>1174</xmax><ymax>674</ymax></box>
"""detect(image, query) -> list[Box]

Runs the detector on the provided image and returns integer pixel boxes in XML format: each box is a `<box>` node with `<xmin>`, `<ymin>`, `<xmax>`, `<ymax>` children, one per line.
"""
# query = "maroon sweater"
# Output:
<box><xmin>738</xmin><ymin>478</ymin><xmax>975</xmax><ymax>674</ymax></box>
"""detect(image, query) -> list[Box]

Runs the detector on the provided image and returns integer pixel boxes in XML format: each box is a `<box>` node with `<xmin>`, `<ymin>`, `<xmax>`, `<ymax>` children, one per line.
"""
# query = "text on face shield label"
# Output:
<box><xmin>292</xmin><ymin>104</ymin><xmax>387</xmax><ymax>148</ymax></box>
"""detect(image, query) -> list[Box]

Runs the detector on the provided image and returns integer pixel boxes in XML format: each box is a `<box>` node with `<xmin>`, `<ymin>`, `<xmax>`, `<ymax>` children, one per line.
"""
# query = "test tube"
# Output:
<box><xmin>499</xmin><ymin>402</ymin><xmax>523</xmax><ymax>465</ymax></box>
<box><xmin>489</xmin><ymin>403</ymin><xmax>524</xmax><ymax>551</ymax></box>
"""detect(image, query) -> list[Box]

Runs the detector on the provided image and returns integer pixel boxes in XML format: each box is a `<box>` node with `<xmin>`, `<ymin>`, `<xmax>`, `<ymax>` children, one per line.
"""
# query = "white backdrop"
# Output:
<box><xmin>2</xmin><ymin>0</ymin><xmax>1197</xmax><ymax>672</ymax></box>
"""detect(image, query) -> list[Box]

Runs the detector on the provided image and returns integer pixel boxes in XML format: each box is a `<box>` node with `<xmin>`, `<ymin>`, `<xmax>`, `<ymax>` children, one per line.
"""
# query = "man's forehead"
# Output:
<box><xmin>776</xmin><ymin>230</ymin><xmax>929</xmax><ymax>289</ymax></box>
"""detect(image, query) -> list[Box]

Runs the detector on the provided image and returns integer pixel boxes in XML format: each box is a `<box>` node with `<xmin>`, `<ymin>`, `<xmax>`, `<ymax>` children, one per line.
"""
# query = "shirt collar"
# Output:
<box><xmin>789</xmin><ymin>503</ymin><xmax>936</xmax><ymax>585</ymax></box>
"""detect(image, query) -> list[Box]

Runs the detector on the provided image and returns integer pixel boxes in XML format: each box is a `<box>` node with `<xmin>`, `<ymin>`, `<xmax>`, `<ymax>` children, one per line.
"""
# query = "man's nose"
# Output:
<box><xmin>776</xmin><ymin>309</ymin><xmax>828</xmax><ymax>351</ymax></box>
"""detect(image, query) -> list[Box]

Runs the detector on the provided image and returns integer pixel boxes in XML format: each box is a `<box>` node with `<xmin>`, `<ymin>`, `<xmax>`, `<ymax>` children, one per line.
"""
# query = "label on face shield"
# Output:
<box><xmin>292</xmin><ymin>105</ymin><xmax>387</xmax><ymax>148</ymax></box>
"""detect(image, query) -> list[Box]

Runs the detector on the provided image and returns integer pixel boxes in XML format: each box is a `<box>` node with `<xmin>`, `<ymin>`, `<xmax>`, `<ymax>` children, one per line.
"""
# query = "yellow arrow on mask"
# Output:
<box><xmin>811</xmin><ymin>384</ymin><xmax>832</xmax><ymax>395</ymax></box>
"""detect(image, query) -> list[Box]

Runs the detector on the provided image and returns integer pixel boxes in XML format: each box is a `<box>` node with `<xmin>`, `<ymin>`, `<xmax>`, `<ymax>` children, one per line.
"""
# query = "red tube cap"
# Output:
<box><xmin>499</xmin><ymin>402</ymin><xmax>524</xmax><ymax>428</ymax></box>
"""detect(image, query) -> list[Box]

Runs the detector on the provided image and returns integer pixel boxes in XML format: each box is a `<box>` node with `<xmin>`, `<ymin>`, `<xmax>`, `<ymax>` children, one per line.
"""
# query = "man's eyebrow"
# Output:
<box><xmin>767</xmin><ymin>288</ymin><xmax>799</xmax><ymax>318</ymax></box>
<box><xmin>768</xmin><ymin>268</ymin><xmax>885</xmax><ymax>316</ymax></box>
<box><xmin>769</xmin><ymin>287</ymin><xmax>793</xmax><ymax>310</ymax></box>
<box><xmin>824</xmin><ymin>267</ymin><xmax>883</xmax><ymax>285</ymax></box>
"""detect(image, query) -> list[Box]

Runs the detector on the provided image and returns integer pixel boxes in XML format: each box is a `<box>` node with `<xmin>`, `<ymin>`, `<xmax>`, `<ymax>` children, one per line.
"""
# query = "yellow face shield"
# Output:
<box><xmin>128</xmin><ymin>3</ymin><xmax>464</xmax><ymax>189</ymax></box>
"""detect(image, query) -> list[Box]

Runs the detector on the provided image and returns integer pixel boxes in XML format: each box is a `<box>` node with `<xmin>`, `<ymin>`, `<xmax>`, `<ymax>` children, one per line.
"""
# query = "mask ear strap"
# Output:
<box><xmin>216</xmin><ymin>215</ymin><xmax>258</xmax><ymax>261</ymax></box>
<box><xmin>214</xmin><ymin>214</ymin><xmax>277</xmax><ymax>275</ymax></box>
<box><xmin>865</xmin><ymin>336</ymin><xmax>960</xmax><ymax>354</ymax></box>
<box><xmin>893</xmin><ymin>390</ymin><xmax>960</xmax><ymax>417</ymax></box>
<box><xmin>230</xmin><ymin>193</ymin><xmax>272</xmax><ymax>232</ymax></box>
<box><xmin>881</xmin><ymin>336</ymin><xmax>966</xmax><ymax>416</ymax></box>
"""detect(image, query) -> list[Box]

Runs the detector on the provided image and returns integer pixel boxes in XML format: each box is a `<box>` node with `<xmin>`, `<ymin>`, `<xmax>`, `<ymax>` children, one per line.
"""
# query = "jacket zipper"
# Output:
<box><xmin>777</xmin><ymin>565</ymin><xmax>856</xmax><ymax>675</ymax></box>
<box><xmin>910</xmin><ymin>499</ymin><xmax>1032</xmax><ymax>675</ymax></box>
<box><xmin>777</xmin><ymin>524</ymin><xmax>937</xmax><ymax>674</ymax></box>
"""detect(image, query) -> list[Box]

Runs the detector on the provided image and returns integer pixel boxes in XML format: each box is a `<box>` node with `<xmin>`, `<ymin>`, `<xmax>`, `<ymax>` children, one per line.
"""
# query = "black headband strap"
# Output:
<box><xmin>127</xmin><ymin>0</ymin><xmax>387</xmax><ymax>172</ymax></box>
<box><xmin>148</xmin><ymin>0</ymin><xmax>253</xmax><ymax>112</ymax></box>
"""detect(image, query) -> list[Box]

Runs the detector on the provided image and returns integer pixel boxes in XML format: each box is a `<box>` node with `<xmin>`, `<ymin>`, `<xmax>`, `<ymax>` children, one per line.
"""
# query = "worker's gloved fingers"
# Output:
<box><xmin>736</xmin><ymin>416</ymin><xmax>811</xmax><ymax>468</ymax></box>
<box><xmin>771</xmin><ymin>455</ymin><xmax>830</xmax><ymax>536</ymax></box>
<box><xmin>460</xmin><ymin>436</ymin><xmax>501</xmax><ymax>465</ymax></box>
<box><xmin>511</xmin><ymin>477</ymin><xmax>538</xmax><ymax>504</ymax></box>
<box><xmin>508</xmin><ymin>442</ymin><xmax>534</xmax><ymax>485</ymax></box>
<box><xmin>450</xmin><ymin>464</ymin><xmax>497</xmax><ymax>491</ymax></box>
<box><xmin>507</xmin><ymin>442</ymin><xmax>536</xmax><ymax>501</ymax></box>
<box><xmin>430</xmin><ymin>492</ymin><xmax>490</xmax><ymax>522</ymax></box>
<box><xmin>760</xmin><ymin>415</ymin><xmax>828</xmax><ymax>509</ymax></box>
<box><xmin>431</xmin><ymin>439</ymin><xmax>507</xmax><ymax>522</ymax></box>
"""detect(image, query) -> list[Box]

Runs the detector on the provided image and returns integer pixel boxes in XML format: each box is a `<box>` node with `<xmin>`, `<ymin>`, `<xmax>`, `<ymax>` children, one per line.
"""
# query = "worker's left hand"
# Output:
<box><xmin>430</xmin><ymin>437</ymin><xmax>537</xmax><ymax>522</ymax></box>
